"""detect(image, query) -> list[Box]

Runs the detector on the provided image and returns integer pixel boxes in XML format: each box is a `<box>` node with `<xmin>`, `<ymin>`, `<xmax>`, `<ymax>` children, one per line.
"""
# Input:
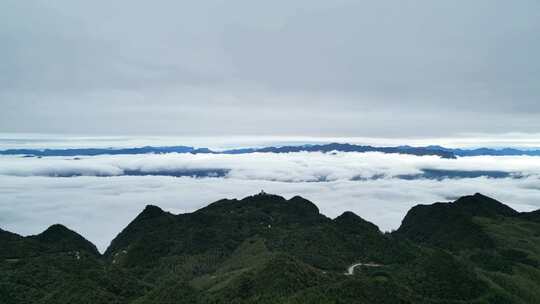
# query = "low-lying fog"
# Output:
<box><xmin>2</xmin><ymin>150</ymin><xmax>540</xmax><ymax>252</ymax></box>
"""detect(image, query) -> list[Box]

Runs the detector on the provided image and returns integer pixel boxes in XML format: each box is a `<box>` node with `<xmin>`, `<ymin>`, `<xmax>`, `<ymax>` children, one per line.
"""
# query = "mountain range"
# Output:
<box><xmin>5</xmin><ymin>142</ymin><xmax>540</xmax><ymax>159</ymax></box>
<box><xmin>2</xmin><ymin>193</ymin><xmax>540</xmax><ymax>303</ymax></box>
<box><xmin>0</xmin><ymin>143</ymin><xmax>456</xmax><ymax>158</ymax></box>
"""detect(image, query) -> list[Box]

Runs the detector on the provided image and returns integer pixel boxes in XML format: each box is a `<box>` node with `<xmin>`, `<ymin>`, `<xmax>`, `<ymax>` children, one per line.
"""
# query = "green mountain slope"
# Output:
<box><xmin>2</xmin><ymin>192</ymin><xmax>540</xmax><ymax>303</ymax></box>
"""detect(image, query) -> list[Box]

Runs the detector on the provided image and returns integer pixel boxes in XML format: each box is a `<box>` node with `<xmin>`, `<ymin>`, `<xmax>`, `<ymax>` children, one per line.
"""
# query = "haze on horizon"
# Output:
<box><xmin>1</xmin><ymin>0</ymin><xmax>540</xmax><ymax>137</ymax></box>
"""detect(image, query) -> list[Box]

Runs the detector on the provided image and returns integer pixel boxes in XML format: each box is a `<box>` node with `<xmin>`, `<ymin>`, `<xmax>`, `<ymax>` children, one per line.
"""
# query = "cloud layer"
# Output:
<box><xmin>1</xmin><ymin>175</ymin><xmax>540</xmax><ymax>253</ymax></box>
<box><xmin>1</xmin><ymin>152</ymin><xmax>540</xmax><ymax>181</ymax></box>
<box><xmin>2</xmin><ymin>151</ymin><xmax>540</xmax><ymax>252</ymax></box>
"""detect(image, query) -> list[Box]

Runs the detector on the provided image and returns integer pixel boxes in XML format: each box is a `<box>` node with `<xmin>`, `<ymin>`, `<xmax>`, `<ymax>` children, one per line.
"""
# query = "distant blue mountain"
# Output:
<box><xmin>43</xmin><ymin>168</ymin><xmax>230</xmax><ymax>178</ymax></box>
<box><xmin>0</xmin><ymin>146</ymin><xmax>210</xmax><ymax>157</ymax></box>
<box><xmin>0</xmin><ymin>143</ymin><xmax>455</xmax><ymax>158</ymax></box>
<box><xmin>226</xmin><ymin>143</ymin><xmax>457</xmax><ymax>158</ymax></box>
<box><xmin>426</xmin><ymin>145</ymin><xmax>540</xmax><ymax>157</ymax></box>
<box><xmin>2</xmin><ymin>143</ymin><xmax>540</xmax><ymax>158</ymax></box>
<box><xmin>396</xmin><ymin>169</ymin><xmax>520</xmax><ymax>180</ymax></box>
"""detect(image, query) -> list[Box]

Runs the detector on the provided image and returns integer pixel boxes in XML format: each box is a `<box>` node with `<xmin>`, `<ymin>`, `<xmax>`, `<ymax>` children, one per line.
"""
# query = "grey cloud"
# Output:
<box><xmin>1</xmin><ymin>0</ymin><xmax>539</xmax><ymax>136</ymax></box>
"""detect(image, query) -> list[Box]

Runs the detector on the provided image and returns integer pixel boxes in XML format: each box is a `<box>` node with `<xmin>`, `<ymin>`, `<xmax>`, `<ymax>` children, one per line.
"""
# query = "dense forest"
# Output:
<box><xmin>2</xmin><ymin>192</ymin><xmax>540</xmax><ymax>303</ymax></box>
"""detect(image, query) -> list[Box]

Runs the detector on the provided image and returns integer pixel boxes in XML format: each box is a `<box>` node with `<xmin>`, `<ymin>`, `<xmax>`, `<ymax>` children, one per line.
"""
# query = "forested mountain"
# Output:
<box><xmin>2</xmin><ymin>193</ymin><xmax>540</xmax><ymax>303</ymax></box>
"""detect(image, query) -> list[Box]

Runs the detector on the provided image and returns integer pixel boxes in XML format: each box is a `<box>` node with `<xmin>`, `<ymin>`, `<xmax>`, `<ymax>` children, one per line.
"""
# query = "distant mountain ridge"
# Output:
<box><xmin>0</xmin><ymin>143</ymin><xmax>455</xmax><ymax>158</ymax></box>
<box><xmin>2</xmin><ymin>192</ymin><xmax>540</xmax><ymax>303</ymax></box>
<box><xmin>3</xmin><ymin>142</ymin><xmax>540</xmax><ymax>158</ymax></box>
<box><xmin>426</xmin><ymin>145</ymin><xmax>540</xmax><ymax>157</ymax></box>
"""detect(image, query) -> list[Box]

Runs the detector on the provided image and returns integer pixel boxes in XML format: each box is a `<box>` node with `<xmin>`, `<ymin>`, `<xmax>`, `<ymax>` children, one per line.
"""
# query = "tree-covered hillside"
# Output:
<box><xmin>2</xmin><ymin>192</ymin><xmax>540</xmax><ymax>303</ymax></box>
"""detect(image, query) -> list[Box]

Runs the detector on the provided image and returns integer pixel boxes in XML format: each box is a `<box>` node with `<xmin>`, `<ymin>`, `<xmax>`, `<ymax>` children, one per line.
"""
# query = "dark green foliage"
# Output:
<box><xmin>519</xmin><ymin>209</ymin><xmax>540</xmax><ymax>222</ymax></box>
<box><xmin>469</xmin><ymin>250</ymin><xmax>513</xmax><ymax>273</ymax></box>
<box><xmin>0</xmin><ymin>229</ymin><xmax>41</xmax><ymax>259</ymax></box>
<box><xmin>132</xmin><ymin>281</ymin><xmax>200</xmax><ymax>304</ymax></box>
<box><xmin>395</xmin><ymin>194</ymin><xmax>510</xmax><ymax>250</ymax></box>
<box><xmin>334</xmin><ymin>211</ymin><xmax>380</xmax><ymax>234</ymax></box>
<box><xmin>287</xmin><ymin>275</ymin><xmax>412</xmax><ymax>304</ymax></box>
<box><xmin>454</xmin><ymin>193</ymin><xmax>518</xmax><ymax>217</ymax></box>
<box><xmin>0</xmin><ymin>251</ymin><xmax>144</xmax><ymax>303</ymax></box>
<box><xmin>399</xmin><ymin>249</ymin><xmax>487</xmax><ymax>301</ymax></box>
<box><xmin>0</xmin><ymin>224</ymin><xmax>99</xmax><ymax>259</ymax></box>
<box><xmin>208</xmin><ymin>254</ymin><xmax>330</xmax><ymax>303</ymax></box>
<box><xmin>31</xmin><ymin>224</ymin><xmax>100</xmax><ymax>256</ymax></box>
<box><xmin>2</xmin><ymin>192</ymin><xmax>540</xmax><ymax>303</ymax></box>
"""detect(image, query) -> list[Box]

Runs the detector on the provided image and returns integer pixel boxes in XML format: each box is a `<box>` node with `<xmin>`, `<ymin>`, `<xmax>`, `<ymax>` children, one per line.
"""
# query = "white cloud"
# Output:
<box><xmin>2</xmin><ymin>151</ymin><xmax>540</xmax><ymax>252</ymax></box>
<box><xmin>1</xmin><ymin>152</ymin><xmax>540</xmax><ymax>181</ymax></box>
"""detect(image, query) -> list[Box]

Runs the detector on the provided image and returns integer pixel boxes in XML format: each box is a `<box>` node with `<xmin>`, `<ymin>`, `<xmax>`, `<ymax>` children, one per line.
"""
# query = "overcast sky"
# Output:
<box><xmin>1</xmin><ymin>0</ymin><xmax>539</xmax><ymax>137</ymax></box>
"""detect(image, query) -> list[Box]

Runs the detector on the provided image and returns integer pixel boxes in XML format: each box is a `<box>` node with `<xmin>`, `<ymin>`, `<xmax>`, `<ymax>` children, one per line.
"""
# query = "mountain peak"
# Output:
<box><xmin>395</xmin><ymin>193</ymin><xmax>518</xmax><ymax>250</ymax></box>
<box><xmin>454</xmin><ymin>193</ymin><xmax>517</xmax><ymax>217</ymax></box>
<box><xmin>37</xmin><ymin>224</ymin><xmax>78</xmax><ymax>240</ymax></box>
<box><xmin>334</xmin><ymin>211</ymin><xmax>380</xmax><ymax>234</ymax></box>
<box><xmin>34</xmin><ymin>224</ymin><xmax>99</xmax><ymax>255</ymax></box>
<box><xmin>234</xmin><ymin>193</ymin><xmax>320</xmax><ymax>217</ymax></box>
<box><xmin>288</xmin><ymin>195</ymin><xmax>320</xmax><ymax>215</ymax></box>
<box><xmin>335</xmin><ymin>211</ymin><xmax>361</xmax><ymax>220</ymax></box>
<box><xmin>138</xmin><ymin>204</ymin><xmax>166</xmax><ymax>219</ymax></box>
<box><xmin>241</xmin><ymin>192</ymin><xmax>287</xmax><ymax>202</ymax></box>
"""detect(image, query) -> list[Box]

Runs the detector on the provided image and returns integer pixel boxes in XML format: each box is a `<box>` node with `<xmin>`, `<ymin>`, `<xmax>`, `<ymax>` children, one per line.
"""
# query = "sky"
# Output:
<box><xmin>1</xmin><ymin>0</ymin><xmax>540</xmax><ymax>137</ymax></box>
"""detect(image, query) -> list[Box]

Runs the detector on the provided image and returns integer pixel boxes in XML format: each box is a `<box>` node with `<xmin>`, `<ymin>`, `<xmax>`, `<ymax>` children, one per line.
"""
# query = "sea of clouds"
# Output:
<box><xmin>2</xmin><ymin>151</ymin><xmax>540</xmax><ymax>252</ymax></box>
<box><xmin>1</xmin><ymin>152</ymin><xmax>540</xmax><ymax>180</ymax></box>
